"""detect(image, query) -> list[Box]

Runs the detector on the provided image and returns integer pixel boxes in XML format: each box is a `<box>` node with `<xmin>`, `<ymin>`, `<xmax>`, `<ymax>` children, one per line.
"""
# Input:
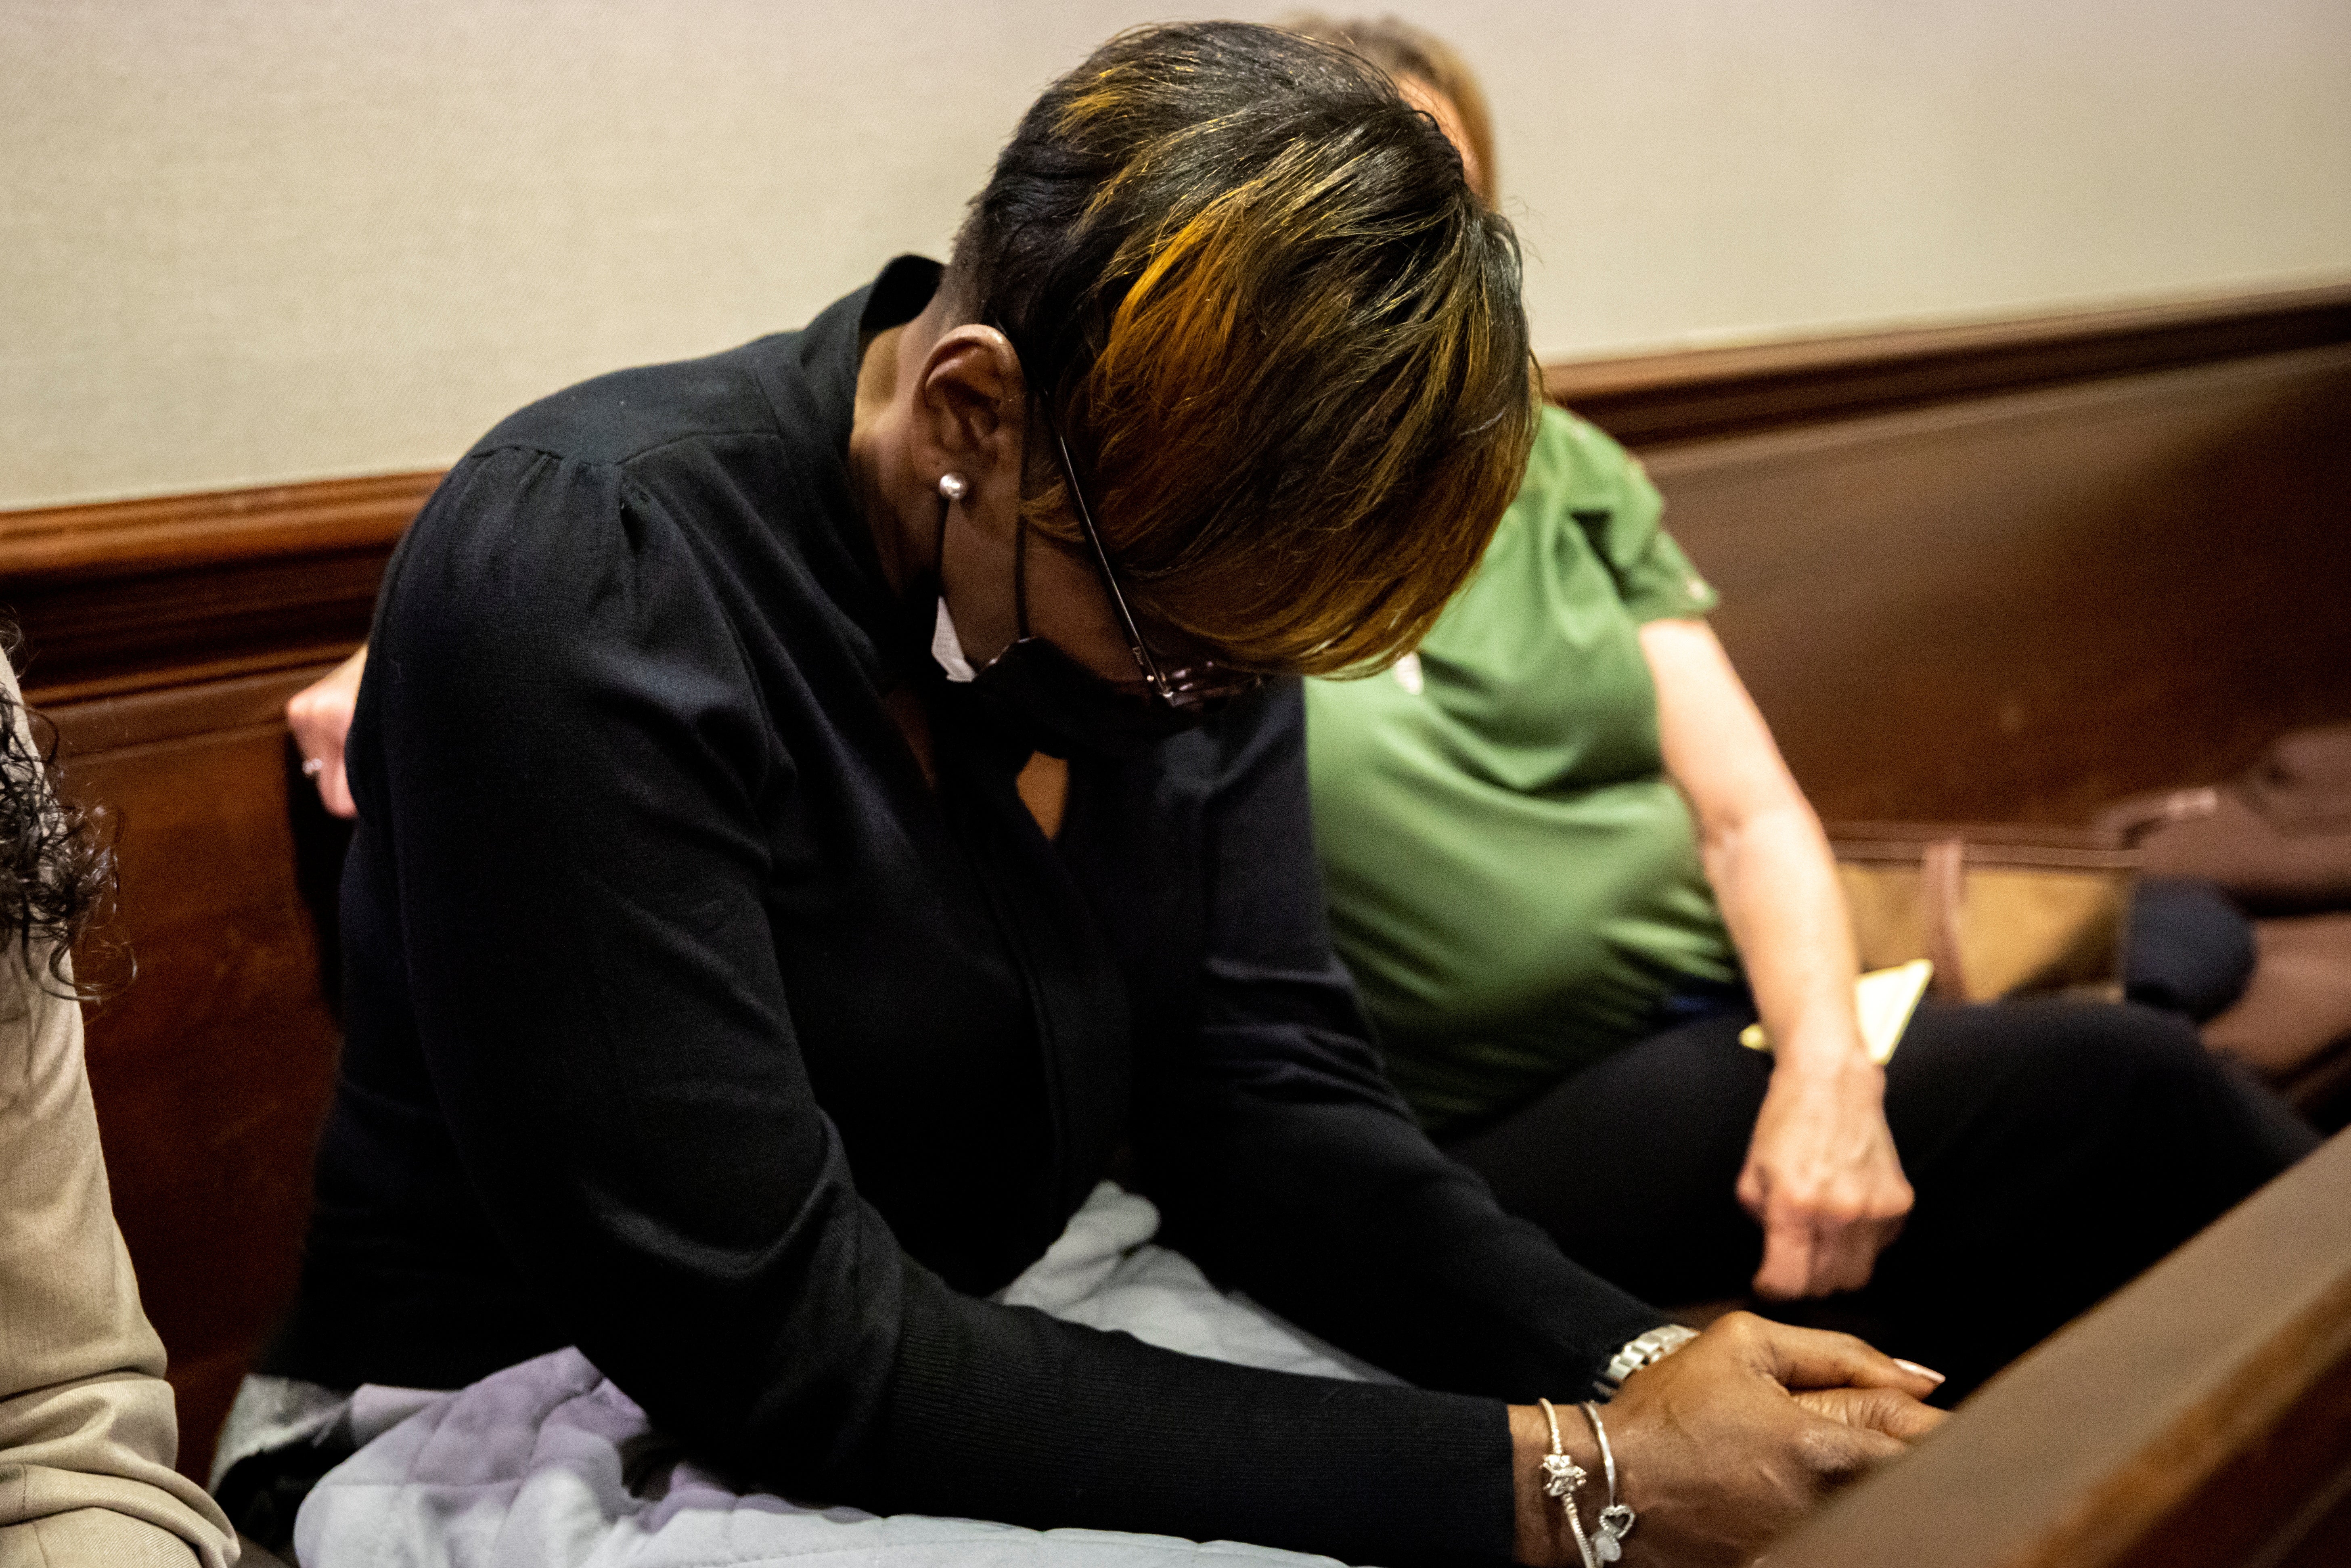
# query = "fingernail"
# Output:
<box><xmin>1893</xmin><ymin>1358</ymin><xmax>1945</xmax><ymax>1383</ymax></box>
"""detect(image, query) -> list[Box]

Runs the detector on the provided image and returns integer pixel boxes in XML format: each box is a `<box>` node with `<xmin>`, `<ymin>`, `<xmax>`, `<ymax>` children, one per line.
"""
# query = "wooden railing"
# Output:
<box><xmin>1771</xmin><ymin>1124</ymin><xmax>2351</xmax><ymax>1568</ymax></box>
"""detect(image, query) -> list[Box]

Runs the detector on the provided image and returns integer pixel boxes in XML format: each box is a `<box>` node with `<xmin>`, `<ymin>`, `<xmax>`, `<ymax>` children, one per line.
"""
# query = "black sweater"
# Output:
<box><xmin>275</xmin><ymin>256</ymin><xmax>1663</xmax><ymax>1566</ymax></box>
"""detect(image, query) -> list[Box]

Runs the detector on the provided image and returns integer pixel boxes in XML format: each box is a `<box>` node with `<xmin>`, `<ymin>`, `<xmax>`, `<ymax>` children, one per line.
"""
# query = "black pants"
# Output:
<box><xmin>1444</xmin><ymin>999</ymin><xmax>2317</xmax><ymax>1398</ymax></box>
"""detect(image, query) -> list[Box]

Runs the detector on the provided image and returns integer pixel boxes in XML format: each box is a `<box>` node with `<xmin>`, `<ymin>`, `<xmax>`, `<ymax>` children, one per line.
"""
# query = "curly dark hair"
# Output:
<box><xmin>0</xmin><ymin>630</ymin><xmax>116</xmax><ymax>998</ymax></box>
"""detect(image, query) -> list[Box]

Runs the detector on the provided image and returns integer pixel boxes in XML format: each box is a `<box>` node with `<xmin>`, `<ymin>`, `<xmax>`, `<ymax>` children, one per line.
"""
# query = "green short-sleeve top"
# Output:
<box><xmin>1306</xmin><ymin>404</ymin><xmax>1738</xmax><ymax>1135</ymax></box>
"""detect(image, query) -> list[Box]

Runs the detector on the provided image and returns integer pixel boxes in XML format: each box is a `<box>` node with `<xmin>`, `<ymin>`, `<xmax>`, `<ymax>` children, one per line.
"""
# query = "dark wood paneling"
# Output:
<box><xmin>57</xmin><ymin>667</ymin><xmax>348</xmax><ymax>1483</ymax></box>
<box><xmin>1648</xmin><ymin>344</ymin><xmax>2351</xmax><ymax>824</ymax></box>
<box><xmin>1770</xmin><ymin>1126</ymin><xmax>2351</xmax><ymax>1568</ymax></box>
<box><xmin>1548</xmin><ymin>281</ymin><xmax>2351</xmax><ymax>447</ymax></box>
<box><xmin>2</xmin><ymin>471</ymin><xmax>431</xmax><ymax>703</ymax></box>
<box><xmin>16</xmin><ymin>553</ymin><xmax>385</xmax><ymax>705</ymax></box>
<box><xmin>49</xmin><ymin>669</ymin><xmax>324</xmax><ymax>754</ymax></box>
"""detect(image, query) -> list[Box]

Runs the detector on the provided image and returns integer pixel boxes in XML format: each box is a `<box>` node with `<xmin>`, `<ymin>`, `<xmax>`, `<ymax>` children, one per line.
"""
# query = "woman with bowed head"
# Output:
<box><xmin>264</xmin><ymin>23</ymin><xmax>1944</xmax><ymax>1566</ymax></box>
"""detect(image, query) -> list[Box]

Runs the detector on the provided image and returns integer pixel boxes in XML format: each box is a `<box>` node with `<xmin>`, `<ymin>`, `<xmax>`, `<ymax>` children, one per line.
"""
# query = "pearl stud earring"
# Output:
<box><xmin>937</xmin><ymin>473</ymin><xmax>969</xmax><ymax>503</ymax></box>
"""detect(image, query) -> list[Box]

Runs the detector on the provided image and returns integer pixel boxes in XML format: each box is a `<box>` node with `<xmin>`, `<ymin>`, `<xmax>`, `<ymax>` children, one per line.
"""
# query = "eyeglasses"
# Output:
<box><xmin>1051</xmin><ymin>431</ymin><xmax>1264</xmax><ymax>715</ymax></box>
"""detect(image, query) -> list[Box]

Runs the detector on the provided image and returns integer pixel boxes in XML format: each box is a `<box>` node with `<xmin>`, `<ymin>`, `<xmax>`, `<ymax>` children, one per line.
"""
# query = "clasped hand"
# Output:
<box><xmin>1739</xmin><ymin>1052</ymin><xmax>1913</xmax><ymax>1299</ymax></box>
<box><xmin>1512</xmin><ymin>1313</ymin><xmax>1944</xmax><ymax>1566</ymax></box>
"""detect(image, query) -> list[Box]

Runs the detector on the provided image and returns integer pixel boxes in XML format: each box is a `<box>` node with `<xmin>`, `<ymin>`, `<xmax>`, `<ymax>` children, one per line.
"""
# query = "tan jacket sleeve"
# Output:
<box><xmin>0</xmin><ymin>661</ymin><xmax>235</xmax><ymax>1568</ymax></box>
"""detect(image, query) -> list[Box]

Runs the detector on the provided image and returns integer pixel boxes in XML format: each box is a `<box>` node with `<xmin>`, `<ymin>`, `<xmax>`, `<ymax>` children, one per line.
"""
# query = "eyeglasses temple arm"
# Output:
<box><xmin>1053</xmin><ymin>431</ymin><xmax>1173</xmax><ymax>699</ymax></box>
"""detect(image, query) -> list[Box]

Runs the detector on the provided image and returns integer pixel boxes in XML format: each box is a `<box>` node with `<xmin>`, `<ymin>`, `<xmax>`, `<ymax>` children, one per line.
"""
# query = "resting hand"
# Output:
<box><xmin>287</xmin><ymin>646</ymin><xmax>367</xmax><ymax>819</ymax></box>
<box><xmin>1738</xmin><ymin>1048</ymin><xmax>1913</xmax><ymax>1298</ymax></box>
<box><xmin>1510</xmin><ymin>1314</ymin><xmax>1944</xmax><ymax>1566</ymax></box>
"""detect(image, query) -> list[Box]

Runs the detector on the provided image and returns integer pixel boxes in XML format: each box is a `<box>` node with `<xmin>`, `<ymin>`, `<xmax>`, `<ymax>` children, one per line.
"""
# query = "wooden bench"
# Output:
<box><xmin>6</xmin><ymin>281</ymin><xmax>2349</xmax><ymax>1497</ymax></box>
<box><xmin>1769</xmin><ymin>1122</ymin><xmax>2351</xmax><ymax>1568</ymax></box>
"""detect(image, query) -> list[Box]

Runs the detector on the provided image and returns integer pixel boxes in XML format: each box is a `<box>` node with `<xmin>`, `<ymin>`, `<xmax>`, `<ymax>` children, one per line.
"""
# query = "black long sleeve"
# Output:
<box><xmin>276</xmin><ymin>260</ymin><xmax>1664</xmax><ymax>1567</ymax></box>
<box><xmin>1063</xmin><ymin>680</ymin><xmax>1664</xmax><ymax>1398</ymax></box>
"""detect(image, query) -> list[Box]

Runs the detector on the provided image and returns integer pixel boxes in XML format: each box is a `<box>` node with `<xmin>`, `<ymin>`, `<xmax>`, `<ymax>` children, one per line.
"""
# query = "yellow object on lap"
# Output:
<box><xmin>1740</xmin><ymin>960</ymin><xmax>1934</xmax><ymax>1066</ymax></box>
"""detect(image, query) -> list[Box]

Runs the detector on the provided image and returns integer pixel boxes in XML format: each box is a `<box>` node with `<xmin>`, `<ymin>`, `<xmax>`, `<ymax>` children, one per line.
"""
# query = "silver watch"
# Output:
<box><xmin>1596</xmin><ymin>1323</ymin><xmax>1698</xmax><ymax>1399</ymax></box>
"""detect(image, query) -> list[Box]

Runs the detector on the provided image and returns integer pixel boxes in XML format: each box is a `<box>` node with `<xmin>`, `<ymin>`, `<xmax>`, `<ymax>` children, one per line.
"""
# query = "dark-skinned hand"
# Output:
<box><xmin>1509</xmin><ymin>1312</ymin><xmax>1945</xmax><ymax>1565</ymax></box>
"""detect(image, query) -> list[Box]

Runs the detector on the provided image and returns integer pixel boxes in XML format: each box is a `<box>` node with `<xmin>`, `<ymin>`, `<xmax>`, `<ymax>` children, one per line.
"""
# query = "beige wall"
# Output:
<box><xmin>5</xmin><ymin>0</ymin><xmax>2348</xmax><ymax>509</ymax></box>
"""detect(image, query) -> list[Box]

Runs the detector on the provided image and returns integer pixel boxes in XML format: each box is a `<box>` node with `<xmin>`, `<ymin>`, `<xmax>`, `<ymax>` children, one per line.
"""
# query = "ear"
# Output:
<box><xmin>911</xmin><ymin>325</ymin><xmax>1028</xmax><ymax>519</ymax></box>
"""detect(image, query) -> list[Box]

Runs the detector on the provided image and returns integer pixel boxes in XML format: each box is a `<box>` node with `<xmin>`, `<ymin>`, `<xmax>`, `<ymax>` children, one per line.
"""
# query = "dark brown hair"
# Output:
<box><xmin>1281</xmin><ymin>13</ymin><xmax>1499</xmax><ymax>206</ymax></box>
<box><xmin>948</xmin><ymin>21</ymin><xmax>1537</xmax><ymax>675</ymax></box>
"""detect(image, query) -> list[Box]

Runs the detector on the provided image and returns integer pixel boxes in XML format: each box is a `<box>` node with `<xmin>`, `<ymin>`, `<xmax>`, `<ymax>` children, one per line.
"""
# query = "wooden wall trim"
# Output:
<box><xmin>4</xmin><ymin>555</ymin><xmax>389</xmax><ymax>708</ymax></box>
<box><xmin>1545</xmin><ymin>279</ymin><xmax>2351</xmax><ymax>447</ymax></box>
<box><xmin>1770</xmin><ymin>1126</ymin><xmax>2351</xmax><ymax>1568</ymax></box>
<box><xmin>4</xmin><ymin>279</ymin><xmax>2345</xmax><ymax>704</ymax></box>
<box><xmin>0</xmin><ymin>472</ymin><xmax>437</xmax><ymax>705</ymax></box>
<box><xmin>0</xmin><ymin>471</ymin><xmax>437</xmax><ymax>584</ymax></box>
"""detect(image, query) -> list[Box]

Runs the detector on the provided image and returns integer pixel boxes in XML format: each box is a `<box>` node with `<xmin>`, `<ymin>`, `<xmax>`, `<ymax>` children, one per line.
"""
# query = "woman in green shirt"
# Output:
<box><xmin>1308</xmin><ymin>395</ymin><xmax>1944</xmax><ymax>1305</ymax></box>
<box><xmin>1298</xmin><ymin>15</ymin><xmax>2311</xmax><ymax>1394</ymax></box>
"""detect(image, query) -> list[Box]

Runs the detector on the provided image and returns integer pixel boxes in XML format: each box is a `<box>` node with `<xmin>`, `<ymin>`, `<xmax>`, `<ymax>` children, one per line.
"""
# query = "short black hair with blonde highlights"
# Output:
<box><xmin>948</xmin><ymin>21</ymin><xmax>1537</xmax><ymax>676</ymax></box>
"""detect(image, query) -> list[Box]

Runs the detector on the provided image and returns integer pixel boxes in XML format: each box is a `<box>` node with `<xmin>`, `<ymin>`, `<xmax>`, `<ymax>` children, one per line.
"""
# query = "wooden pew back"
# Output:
<box><xmin>49</xmin><ymin>672</ymin><xmax>347</xmax><ymax>1484</ymax></box>
<box><xmin>1652</xmin><ymin>346</ymin><xmax>2351</xmax><ymax>824</ymax></box>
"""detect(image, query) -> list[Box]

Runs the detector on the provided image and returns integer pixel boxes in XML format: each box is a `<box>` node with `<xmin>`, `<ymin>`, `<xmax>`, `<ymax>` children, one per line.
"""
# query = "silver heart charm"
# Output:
<box><xmin>1596</xmin><ymin>1502</ymin><xmax>1635</xmax><ymax>1562</ymax></box>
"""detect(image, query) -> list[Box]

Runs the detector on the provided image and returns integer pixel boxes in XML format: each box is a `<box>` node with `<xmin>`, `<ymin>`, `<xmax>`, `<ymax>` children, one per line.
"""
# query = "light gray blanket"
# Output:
<box><xmin>292</xmin><ymin>1183</ymin><xmax>1396</xmax><ymax>1567</ymax></box>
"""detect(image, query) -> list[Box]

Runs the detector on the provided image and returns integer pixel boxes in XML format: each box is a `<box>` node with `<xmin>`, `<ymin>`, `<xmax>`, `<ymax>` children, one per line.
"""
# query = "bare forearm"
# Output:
<box><xmin>1644</xmin><ymin>618</ymin><xmax>1909</xmax><ymax>1298</ymax></box>
<box><xmin>1641</xmin><ymin>618</ymin><xmax>1863</xmax><ymax>1077</ymax></box>
<box><xmin>1700</xmin><ymin>800</ymin><xmax>1863</xmax><ymax>1075</ymax></box>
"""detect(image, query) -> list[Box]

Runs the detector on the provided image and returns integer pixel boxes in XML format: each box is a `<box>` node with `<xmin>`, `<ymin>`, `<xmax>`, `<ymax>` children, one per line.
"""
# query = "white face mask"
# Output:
<box><xmin>931</xmin><ymin>597</ymin><xmax>977</xmax><ymax>683</ymax></box>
